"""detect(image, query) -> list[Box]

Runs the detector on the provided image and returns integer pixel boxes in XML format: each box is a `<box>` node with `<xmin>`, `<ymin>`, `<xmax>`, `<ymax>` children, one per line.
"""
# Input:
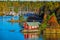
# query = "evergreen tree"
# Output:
<box><xmin>19</xmin><ymin>15</ymin><xmax>24</xmax><ymax>22</ymax></box>
<box><xmin>39</xmin><ymin>14</ymin><xmax>51</xmax><ymax>30</ymax></box>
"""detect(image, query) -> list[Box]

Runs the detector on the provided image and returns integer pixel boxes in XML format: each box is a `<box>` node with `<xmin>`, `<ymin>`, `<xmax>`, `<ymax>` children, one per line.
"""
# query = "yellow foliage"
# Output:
<box><xmin>0</xmin><ymin>2</ymin><xmax>60</xmax><ymax>14</ymax></box>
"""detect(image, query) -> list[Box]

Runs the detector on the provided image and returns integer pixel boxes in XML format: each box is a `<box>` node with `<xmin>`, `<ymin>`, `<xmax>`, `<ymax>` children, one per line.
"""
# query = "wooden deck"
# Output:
<box><xmin>21</xmin><ymin>29</ymin><xmax>40</xmax><ymax>33</ymax></box>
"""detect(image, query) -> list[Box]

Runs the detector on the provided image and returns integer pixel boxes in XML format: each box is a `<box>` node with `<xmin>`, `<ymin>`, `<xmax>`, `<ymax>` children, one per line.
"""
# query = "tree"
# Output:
<box><xmin>19</xmin><ymin>15</ymin><xmax>25</xmax><ymax>22</ymax></box>
<box><xmin>39</xmin><ymin>13</ymin><xmax>51</xmax><ymax>30</ymax></box>
<box><xmin>14</xmin><ymin>7</ymin><xmax>19</xmax><ymax>13</ymax></box>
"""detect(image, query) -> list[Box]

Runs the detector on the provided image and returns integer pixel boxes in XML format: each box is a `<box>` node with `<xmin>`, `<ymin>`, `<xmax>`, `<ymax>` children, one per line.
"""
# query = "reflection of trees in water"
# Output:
<box><xmin>19</xmin><ymin>22</ymin><xmax>23</xmax><ymax>28</ymax></box>
<box><xmin>43</xmin><ymin>33</ymin><xmax>60</xmax><ymax>40</ymax></box>
<box><xmin>19</xmin><ymin>15</ymin><xmax>24</xmax><ymax>28</ymax></box>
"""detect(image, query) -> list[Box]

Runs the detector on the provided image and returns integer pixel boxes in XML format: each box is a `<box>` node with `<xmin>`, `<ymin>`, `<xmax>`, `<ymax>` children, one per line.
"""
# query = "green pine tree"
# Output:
<box><xmin>19</xmin><ymin>15</ymin><xmax>24</xmax><ymax>22</ymax></box>
<box><xmin>39</xmin><ymin>14</ymin><xmax>51</xmax><ymax>30</ymax></box>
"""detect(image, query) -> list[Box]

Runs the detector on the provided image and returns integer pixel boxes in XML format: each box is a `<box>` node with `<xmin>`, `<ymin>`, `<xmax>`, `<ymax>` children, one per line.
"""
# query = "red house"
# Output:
<box><xmin>23</xmin><ymin>22</ymin><xmax>40</xmax><ymax>30</ymax></box>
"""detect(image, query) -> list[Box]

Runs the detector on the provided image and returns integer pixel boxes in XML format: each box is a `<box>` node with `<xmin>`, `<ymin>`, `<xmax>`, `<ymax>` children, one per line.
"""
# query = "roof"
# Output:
<box><xmin>26</xmin><ymin>22</ymin><xmax>40</xmax><ymax>26</ymax></box>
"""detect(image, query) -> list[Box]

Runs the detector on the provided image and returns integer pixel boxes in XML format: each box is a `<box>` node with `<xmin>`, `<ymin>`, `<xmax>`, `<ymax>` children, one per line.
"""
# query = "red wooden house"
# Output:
<box><xmin>23</xmin><ymin>22</ymin><xmax>40</xmax><ymax>30</ymax></box>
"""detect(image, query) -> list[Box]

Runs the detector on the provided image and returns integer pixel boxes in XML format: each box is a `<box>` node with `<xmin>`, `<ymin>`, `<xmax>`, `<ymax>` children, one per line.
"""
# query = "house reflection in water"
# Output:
<box><xmin>24</xmin><ymin>33</ymin><xmax>40</xmax><ymax>40</ymax></box>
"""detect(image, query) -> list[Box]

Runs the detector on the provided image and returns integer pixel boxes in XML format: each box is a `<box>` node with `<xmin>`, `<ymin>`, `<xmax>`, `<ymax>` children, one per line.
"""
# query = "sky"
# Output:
<box><xmin>0</xmin><ymin>0</ymin><xmax>60</xmax><ymax>1</ymax></box>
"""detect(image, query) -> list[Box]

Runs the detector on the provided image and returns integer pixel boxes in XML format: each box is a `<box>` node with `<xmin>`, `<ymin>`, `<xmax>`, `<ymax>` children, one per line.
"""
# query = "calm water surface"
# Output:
<box><xmin>0</xmin><ymin>16</ymin><xmax>43</xmax><ymax>40</ymax></box>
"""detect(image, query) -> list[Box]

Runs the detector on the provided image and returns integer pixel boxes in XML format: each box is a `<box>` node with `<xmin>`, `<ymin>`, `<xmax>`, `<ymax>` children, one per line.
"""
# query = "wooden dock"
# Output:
<box><xmin>21</xmin><ymin>29</ymin><xmax>40</xmax><ymax>33</ymax></box>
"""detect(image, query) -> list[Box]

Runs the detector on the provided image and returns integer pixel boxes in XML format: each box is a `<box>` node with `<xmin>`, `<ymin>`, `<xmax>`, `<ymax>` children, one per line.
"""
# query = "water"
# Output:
<box><xmin>0</xmin><ymin>16</ymin><xmax>42</xmax><ymax>40</ymax></box>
